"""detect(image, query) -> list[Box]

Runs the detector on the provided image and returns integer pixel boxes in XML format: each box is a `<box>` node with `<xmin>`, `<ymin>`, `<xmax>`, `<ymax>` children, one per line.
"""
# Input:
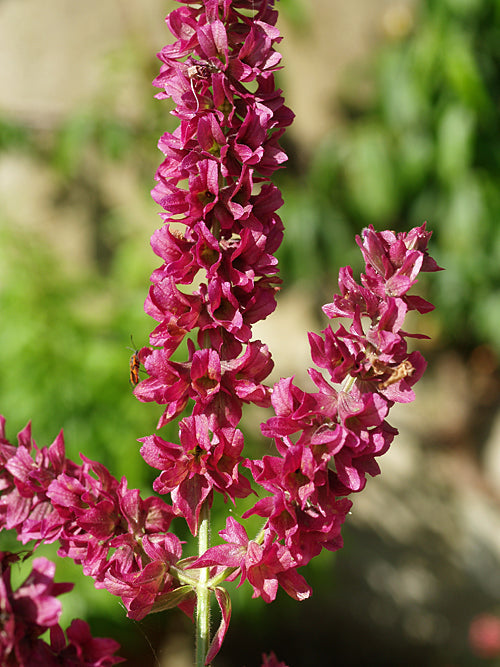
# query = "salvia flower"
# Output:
<box><xmin>0</xmin><ymin>0</ymin><xmax>443</xmax><ymax>664</ymax></box>
<box><xmin>130</xmin><ymin>0</ymin><xmax>442</xmax><ymax>655</ymax></box>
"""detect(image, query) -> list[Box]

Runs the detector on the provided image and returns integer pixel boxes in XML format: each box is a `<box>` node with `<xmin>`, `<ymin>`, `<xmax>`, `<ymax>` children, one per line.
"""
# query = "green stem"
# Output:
<box><xmin>196</xmin><ymin>502</ymin><xmax>211</xmax><ymax>667</ymax></box>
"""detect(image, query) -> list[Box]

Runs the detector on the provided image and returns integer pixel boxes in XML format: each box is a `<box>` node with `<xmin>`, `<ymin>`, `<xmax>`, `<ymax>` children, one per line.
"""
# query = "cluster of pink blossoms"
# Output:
<box><xmin>0</xmin><ymin>551</ymin><xmax>122</xmax><ymax>666</ymax></box>
<box><xmin>0</xmin><ymin>418</ymin><xmax>187</xmax><ymax>621</ymax></box>
<box><xmin>130</xmin><ymin>0</ymin><xmax>441</xmax><ymax>619</ymax></box>
<box><xmin>0</xmin><ymin>0</ymin><xmax>441</xmax><ymax>664</ymax></box>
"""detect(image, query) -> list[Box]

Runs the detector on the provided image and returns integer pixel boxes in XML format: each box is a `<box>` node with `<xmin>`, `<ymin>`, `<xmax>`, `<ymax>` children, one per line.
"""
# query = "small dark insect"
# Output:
<box><xmin>128</xmin><ymin>336</ymin><xmax>141</xmax><ymax>386</ymax></box>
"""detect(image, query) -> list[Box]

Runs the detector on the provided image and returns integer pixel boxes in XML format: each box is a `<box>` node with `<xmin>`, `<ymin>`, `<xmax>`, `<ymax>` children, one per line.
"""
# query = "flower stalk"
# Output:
<box><xmin>196</xmin><ymin>502</ymin><xmax>211</xmax><ymax>667</ymax></box>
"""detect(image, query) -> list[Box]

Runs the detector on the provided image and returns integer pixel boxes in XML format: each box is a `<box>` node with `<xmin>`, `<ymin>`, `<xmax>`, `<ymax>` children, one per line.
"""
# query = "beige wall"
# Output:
<box><xmin>0</xmin><ymin>0</ymin><xmax>416</xmax><ymax>146</ymax></box>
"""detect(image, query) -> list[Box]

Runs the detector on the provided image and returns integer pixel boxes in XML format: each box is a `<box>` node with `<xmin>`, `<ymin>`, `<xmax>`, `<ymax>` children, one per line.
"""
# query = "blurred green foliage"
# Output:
<box><xmin>277</xmin><ymin>0</ymin><xmax>500</xmax><ymax>354</ymax></box>
<box><xmin>0</xmin><ymin>46</ymin><xmax>181</xmax><ymax>657</ymax></box>
<box><xmin>0</xmin><ymin>111</ymin><xmax>169</xmax><ymax>488</ymax></box>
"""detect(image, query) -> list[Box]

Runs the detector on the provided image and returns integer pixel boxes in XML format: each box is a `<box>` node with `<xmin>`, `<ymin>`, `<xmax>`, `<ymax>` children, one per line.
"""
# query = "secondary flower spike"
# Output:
<box><xmin>188</xmin><ymin>223</ymin><xmax>441</xmax><ymax>620</ymax></box>
<box><xmin>246</xmin><ymin>223</ymin><xmax>443</xmax><ymax>566</ymax></box>
<box><xmin>0</xmin><ymin>417</ymin><xmax>189</xmax><ymax>622</ymax></box>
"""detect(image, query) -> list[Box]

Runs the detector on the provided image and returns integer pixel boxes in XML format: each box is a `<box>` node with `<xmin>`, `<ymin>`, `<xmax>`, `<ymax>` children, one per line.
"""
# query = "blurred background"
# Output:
<box><xmin>1</xmin><ymin>0</ymin><xmax>500</xmax><ymax>664</ymax></box>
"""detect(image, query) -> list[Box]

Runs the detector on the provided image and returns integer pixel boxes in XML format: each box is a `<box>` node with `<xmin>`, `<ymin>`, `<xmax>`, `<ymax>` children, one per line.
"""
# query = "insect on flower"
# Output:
<box><xmin>128</xmin><ymin>336</ymin><xmax>141</xmax><ymax>386</ymax></box>
<box><xmin>186</xmin><ymin>60</ymin><xmax>219</xmax><ymax>113</ymax></box>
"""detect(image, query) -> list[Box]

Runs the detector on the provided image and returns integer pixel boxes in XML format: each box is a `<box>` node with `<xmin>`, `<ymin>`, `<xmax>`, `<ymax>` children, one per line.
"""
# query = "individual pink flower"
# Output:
<box><xmin>192</xmin><ymin>517</ymin><xmax>311</xmax><ymax>603</ymax></box>
<box><xmin>99</xmin><ymin>533</ymin><xmax>187</xmax><ymax>621</ymax></box>
<box><xmin>140</xmin><ymin>414</ymin><xmax>252</xmax><ymax>533</ymax></box>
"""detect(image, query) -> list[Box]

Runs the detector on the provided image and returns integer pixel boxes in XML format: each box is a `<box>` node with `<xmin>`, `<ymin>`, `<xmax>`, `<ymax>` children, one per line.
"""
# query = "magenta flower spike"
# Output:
<box><xmin>131</xmin><ymin>3</ymin><xmax>296</xmax><ymax>660</ymax></box>
<box><xmin>134</xmin><ymin>0</ymin><xmax>292</xmax><ymax>446</ymax></box>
